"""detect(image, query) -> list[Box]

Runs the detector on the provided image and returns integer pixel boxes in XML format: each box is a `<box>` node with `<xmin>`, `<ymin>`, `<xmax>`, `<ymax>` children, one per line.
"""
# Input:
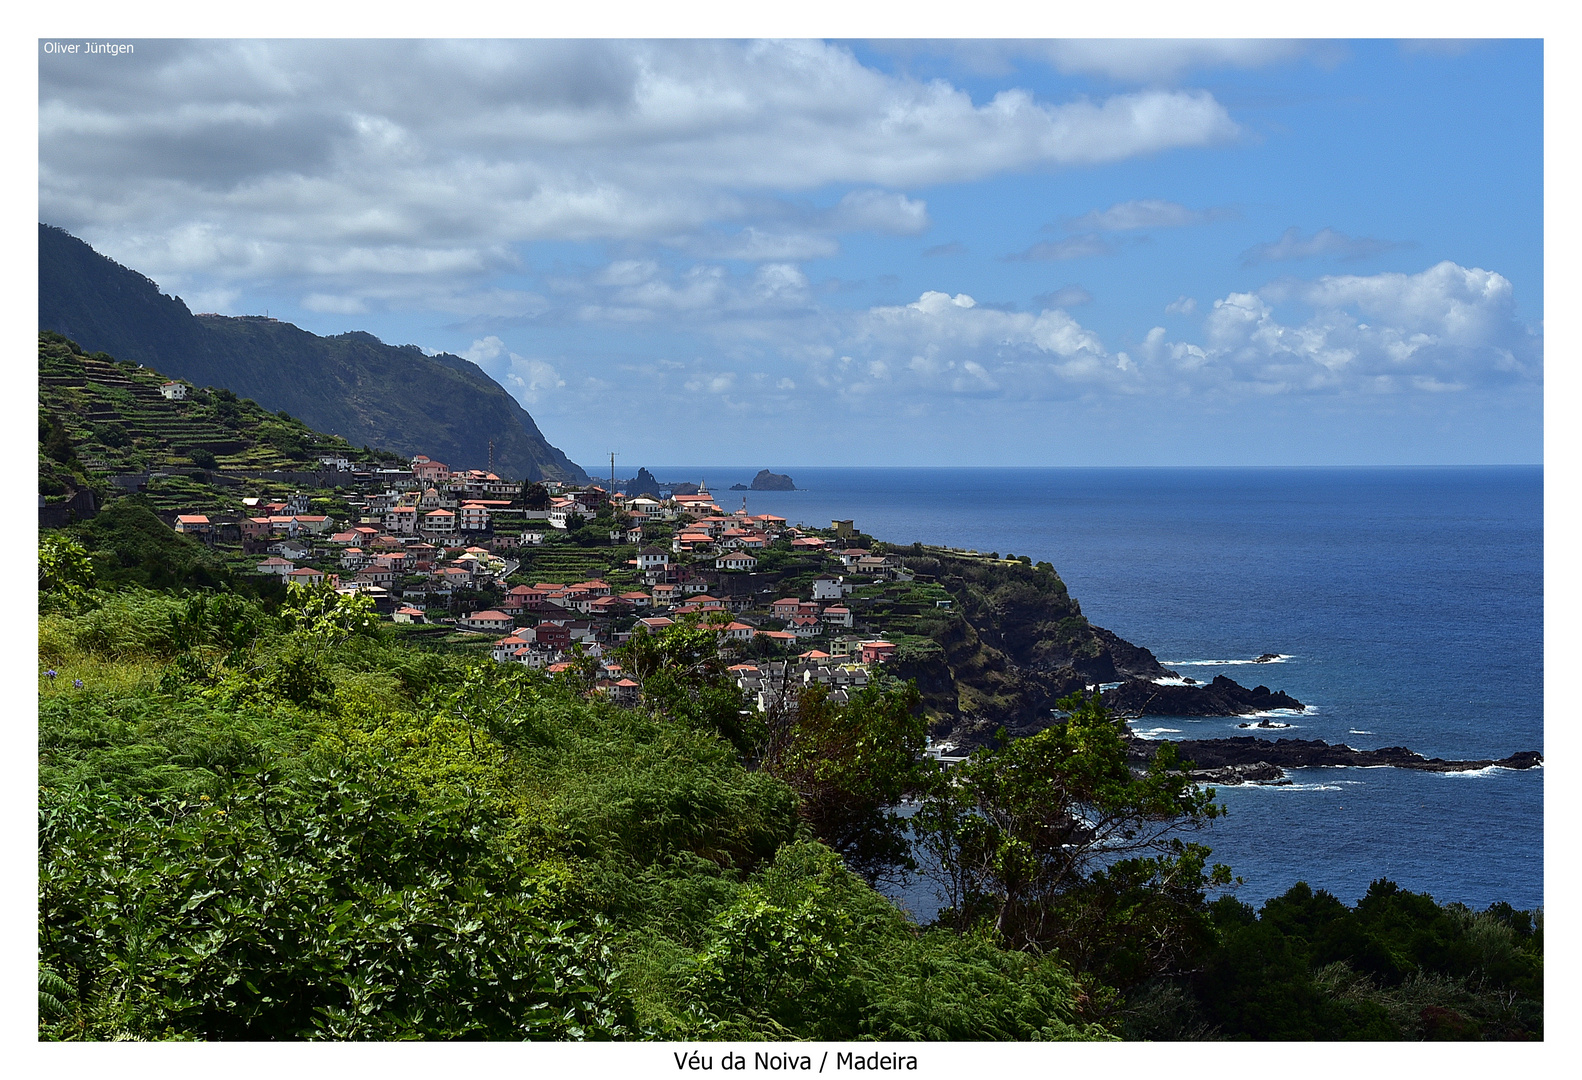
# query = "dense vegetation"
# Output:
<box><xmin>37</xmin><ymin>524</ymin><xmax>1542</xmax><ymax>1041</ymax></box>
<box><xmin>39</xmin><ymin>224</ymin><xmax>587</xmax><ymax>482</ymax></box>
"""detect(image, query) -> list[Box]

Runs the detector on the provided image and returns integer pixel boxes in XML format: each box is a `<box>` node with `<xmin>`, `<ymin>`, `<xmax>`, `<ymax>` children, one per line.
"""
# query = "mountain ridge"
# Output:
<box><xmin>38</xmin><ymin>224</ymin><xmax>589</xmax><ymax>483</ymax></box>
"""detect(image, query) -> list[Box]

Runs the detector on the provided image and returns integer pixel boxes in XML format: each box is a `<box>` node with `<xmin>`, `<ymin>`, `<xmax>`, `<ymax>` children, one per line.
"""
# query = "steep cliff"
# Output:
<box><xmin>38</xmin><ymin>224</ymin><xmax>588</xmax><ymax>483</ymax></box>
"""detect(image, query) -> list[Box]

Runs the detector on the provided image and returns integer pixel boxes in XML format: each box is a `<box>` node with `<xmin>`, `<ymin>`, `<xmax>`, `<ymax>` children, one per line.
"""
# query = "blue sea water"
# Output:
<box><xmin>661</xmin><ymin>466</ymin><xmax>1544</xmax><ymax>914</ymax></box>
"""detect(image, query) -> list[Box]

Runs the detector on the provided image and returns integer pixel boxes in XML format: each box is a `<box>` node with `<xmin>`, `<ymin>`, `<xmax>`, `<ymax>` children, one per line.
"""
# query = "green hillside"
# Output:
<box><xmin>39</xmin><ymin>224</ymin><xmax>588</xmax><ymax>484</ymax></box>
<box><xmin>38</xmin><ymin>331</ymin><xmax>384</xmax><ymax>515</ymax></box>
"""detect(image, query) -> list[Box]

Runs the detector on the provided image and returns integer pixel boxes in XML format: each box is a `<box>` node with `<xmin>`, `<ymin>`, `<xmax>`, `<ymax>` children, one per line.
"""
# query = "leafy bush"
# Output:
<box><xmin>39</xmin><ymin>769</ymin><xmax>635</xmax><ymax>1040</ymax></box>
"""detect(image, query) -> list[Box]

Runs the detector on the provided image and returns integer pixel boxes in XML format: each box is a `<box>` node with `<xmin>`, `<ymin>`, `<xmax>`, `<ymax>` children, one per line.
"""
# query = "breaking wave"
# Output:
<box><xmin>1162</xmin><ymin>655</ymin><xmax>1295</xmax><ymax>666</ymax></box>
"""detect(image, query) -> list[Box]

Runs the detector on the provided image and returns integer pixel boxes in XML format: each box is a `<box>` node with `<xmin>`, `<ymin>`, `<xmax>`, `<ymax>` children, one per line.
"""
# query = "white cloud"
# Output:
<box><xmin>1148</xmin><ymin>262</ymin><xmax>1540</xmax><ymax>394</ymax></box>
<box><xmin>1241</xmin><ymin>226</ymin><xmax>1402</xmax><ymax>265</ymax></box>
<box><xmin>41</xmin><ymin>40</ymin><xmax>1237</xmax><ymax>291</ymax></box>
<box><xmin>826</xmin><ymin>189</ymin><xmax>931</xmax><ymax>235</ymax></box>
<box><xmin>462</xmin><ymin>335</ymin><xmax>566</xmax><ymax>404</ymax></box>
<box><xmin>1165</xmin><ymin>296</ymin><xmax>1197</xmax><ymax>315</ymax></box>
<box><xmin>827</xmin><ymin>289</ymin><xmax>1129</xmax><ymax>401</ymax></box>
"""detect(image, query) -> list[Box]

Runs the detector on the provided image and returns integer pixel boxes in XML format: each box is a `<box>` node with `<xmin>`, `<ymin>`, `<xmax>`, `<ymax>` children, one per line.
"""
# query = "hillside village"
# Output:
<box><xmin>186</xmin><ymin>461</ymin><xmax>917</xmax><ymax>708</ymax></box>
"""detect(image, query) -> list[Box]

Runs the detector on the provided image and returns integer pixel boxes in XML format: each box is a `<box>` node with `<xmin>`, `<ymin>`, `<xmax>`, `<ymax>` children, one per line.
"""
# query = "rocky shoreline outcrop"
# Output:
<box><xmin>1103</xmin><ymin>674</ymin><xmax>1304</xmax><ymax>717</ymax></box>
<box><xmin>1128</xmin><ymin>734</ymin><xmax>1543</xmax><ymax>785</ymax></box>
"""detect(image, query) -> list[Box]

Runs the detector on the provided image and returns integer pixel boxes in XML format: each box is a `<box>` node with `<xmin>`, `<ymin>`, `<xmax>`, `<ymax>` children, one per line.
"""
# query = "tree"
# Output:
<box><xmin>910</xmin><ymin>691</ymin><xmax>1229</xmax><ymax>966</ymax></box>
<box><xmin>39</xmin><ymin>534</ymin><xmax>96</xmax><ymax>611</ymax></box>
<box><xmin>281</xmin><ymin>581</ymin><xmax>379</xmax><ymax>643</ymax></box>
<box><xmin>761</xmin><ymin>680</ymin><xmax>934</xmax><ymax>882</ymax></box>
<box><xmin>616</xmin><ymin>617</ymin><xmax>758</xmax><ymax>751</ymax></box>
<box><xmin>520</xmin><ymin>481</ymin><xmax>550</xmax><ymax>511</ymax></box>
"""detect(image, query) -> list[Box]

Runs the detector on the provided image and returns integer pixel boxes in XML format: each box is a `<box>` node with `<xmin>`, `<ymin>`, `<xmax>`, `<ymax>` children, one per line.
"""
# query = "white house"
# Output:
<box><xmin>812</xmin><ymin>576</ymin><xmax>845</xmax><ymax>601</ymax></box>
<box><xmin>716</xmin><ymin>552</ymin><xmax>758</xmax><ymax>572</ymax></box>
<box><xmin>159</xmin><ymin>381</ymin><xmax>187</xmax><ymax>401</ymax></box>
<box><xmin>461</xmin><ymin>610</ymin><xmax>514</xmax><ymax>633</ymax></box>
<box><xmin>820</xmin><ymin>605</ymin><xmax>853</xmax><ymax>629</ymax></box>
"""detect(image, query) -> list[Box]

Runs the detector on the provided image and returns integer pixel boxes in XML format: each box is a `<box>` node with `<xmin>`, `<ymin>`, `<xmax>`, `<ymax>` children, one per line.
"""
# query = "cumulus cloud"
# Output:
<box><xmin>1165</xmin><ymin>296</ymin><xmax>1197</xmax><ymax>315</ymax></box>
<box><xmin>824</xmin><ymin>190</ymin><xmax>931</xmax><ymax>235</ymax></box>
<box><xmin>821</xmin><ymin>290</ymin><xmax>1132</xmax><ymax>402</ymax></box>
<box><xmin>1065</xmin><ymin>199</ymin><xmax>1233</xmax><ymax>232</ymax></box>
<box><xmin>1240</xmin><ymin>226</ymin><xmax>1404</xmax><ymax>265</ymax></box>
<box><xmin>1145</xmin><ymin>262</ymin><xmax>1540</xmax><ymax>395</ymax></box>
<box><xmin>462</xmin><ymin>335</ymin><xmax>566</xmax><ymax>404</ymax></box>
<box><xmin>40</xmin><ymin>39</ymin><xmax>1237</xmax><ymax>293</ymax></box>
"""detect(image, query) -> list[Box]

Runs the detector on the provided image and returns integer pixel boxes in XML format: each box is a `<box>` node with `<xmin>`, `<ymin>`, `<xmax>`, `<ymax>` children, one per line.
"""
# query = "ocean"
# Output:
<box><xmin>658</xmin><ymin>466</ymin><xmax>1544</xmax><ymax>915</ymax></box>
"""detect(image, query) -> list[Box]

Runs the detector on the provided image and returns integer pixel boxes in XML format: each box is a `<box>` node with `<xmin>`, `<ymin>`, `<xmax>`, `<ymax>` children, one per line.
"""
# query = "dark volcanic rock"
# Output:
<box><xmin>1184</xmin><ymin>762</ymin><xmax>1290</xmax><ymax>786</ymax></box>
<box><xmin>729</xmin><ymin>483</ymin><xmax>748</xmax><ymax>490</ymax></box>
<box><xmin>625</xmin><ymin>467</ymin><xmax>662</xmax><ymax>498</ymax></box>
<box><xmin>1103</xmin><ymin>675</ymin><xmax>1303</xmax><ymax>717</ymax></box>
<box><xmin>749</xmin><ymin>469</ymin><xmax>796</xmax><ymax>491</ymax></box>
<box><xmin>1131</xmin><ymin>735</ymin><xmax>1543</xmax><ymax>775</ymax></box>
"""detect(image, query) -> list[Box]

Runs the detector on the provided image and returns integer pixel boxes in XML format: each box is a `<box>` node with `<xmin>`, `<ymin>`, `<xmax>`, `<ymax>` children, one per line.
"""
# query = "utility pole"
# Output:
<box><xmin>610</xmin><ymin>451</ymin><xmax>617</xmax><ymax>494</ymax></box>
<box><xmin>488</xmin><ymin>439</ymin><xmax>494</xmax><ymax>473</ymax></box>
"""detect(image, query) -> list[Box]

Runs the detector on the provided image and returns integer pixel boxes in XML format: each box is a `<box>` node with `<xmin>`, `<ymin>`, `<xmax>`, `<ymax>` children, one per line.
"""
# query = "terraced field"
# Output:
<box><xmin>40</xmin><ymin>332</ymin><xmax>379</xmax><ymax>513</ymax></box>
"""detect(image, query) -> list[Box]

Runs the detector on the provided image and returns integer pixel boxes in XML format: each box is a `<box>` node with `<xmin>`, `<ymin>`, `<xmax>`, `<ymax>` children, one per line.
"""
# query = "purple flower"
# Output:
<box><xmin>45</xmin><ymin>670</ymin><xmax>57</xmax><ymax>680</ymax></box>
<box><xmin>73</xmin><ymin>679</ymin><xmax>84</xmax><ymax>689</ymax></box>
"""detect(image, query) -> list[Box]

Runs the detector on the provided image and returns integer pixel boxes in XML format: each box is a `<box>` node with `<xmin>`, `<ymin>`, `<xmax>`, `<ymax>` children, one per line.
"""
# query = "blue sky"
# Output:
<box><xmin>38</xmin><ymin>38</ymin><xmax>1543</xmax><ymax>469</ymax></box>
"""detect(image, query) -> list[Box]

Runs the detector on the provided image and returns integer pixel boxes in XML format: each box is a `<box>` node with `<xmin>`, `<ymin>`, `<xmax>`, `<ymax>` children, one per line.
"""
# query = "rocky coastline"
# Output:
<box><xmin>1127</xmin><ymin>734</ymin><xmax>1543</xmax><ymax>785</ymax></box>
<box><xmin>1103</xmin><ymin>674</ymin><xmax>1304</xmax><ymax>717</ymax></box>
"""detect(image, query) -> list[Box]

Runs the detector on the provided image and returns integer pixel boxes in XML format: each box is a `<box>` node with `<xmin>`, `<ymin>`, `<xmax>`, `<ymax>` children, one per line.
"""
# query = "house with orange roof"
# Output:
<box><xmin>860</xmin><ymin>640</ymin><xmax>898</xmax><ymax>665</ymax></box>
<box><xmin>256</xmin><ymin>556</ymin><xmax>295</xmax><ymax>576</ymax></box>
<box><xmin>771</xmin><ymin>598</ymin><xmax>803</xmax><ymax>620</ymax></box>
<box><xmin>461</xmin><ymin>610</ymin><xmax>514</xmax><ymax>633</ymax></box>
<box><xmin>821</xmin><ymin>605</ymin><xmax>853</xmax><ymax>628</ymax></box>
<box><xmin>392</xmin><ymin>605</ymin><xmax>427</xmax><ymax>624</ymax></box>
<box><xmin>458</xmin><ymin>502</ymin><xmax>492</xmax><ymax>532</ymax></box>
<box><xmin>789</xmin><ymin>616</ymin><xmax>823</xmax><ymax>639</ymax></box>
<box><xmin>173</xmin><ymin>514</ymin><xmax>211</xmax><ymax>535</ymax></box>
<box><xmin>286</xmin><ymin>567</ymin><xmax>326</xmax><ymax>586</ymax></box>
